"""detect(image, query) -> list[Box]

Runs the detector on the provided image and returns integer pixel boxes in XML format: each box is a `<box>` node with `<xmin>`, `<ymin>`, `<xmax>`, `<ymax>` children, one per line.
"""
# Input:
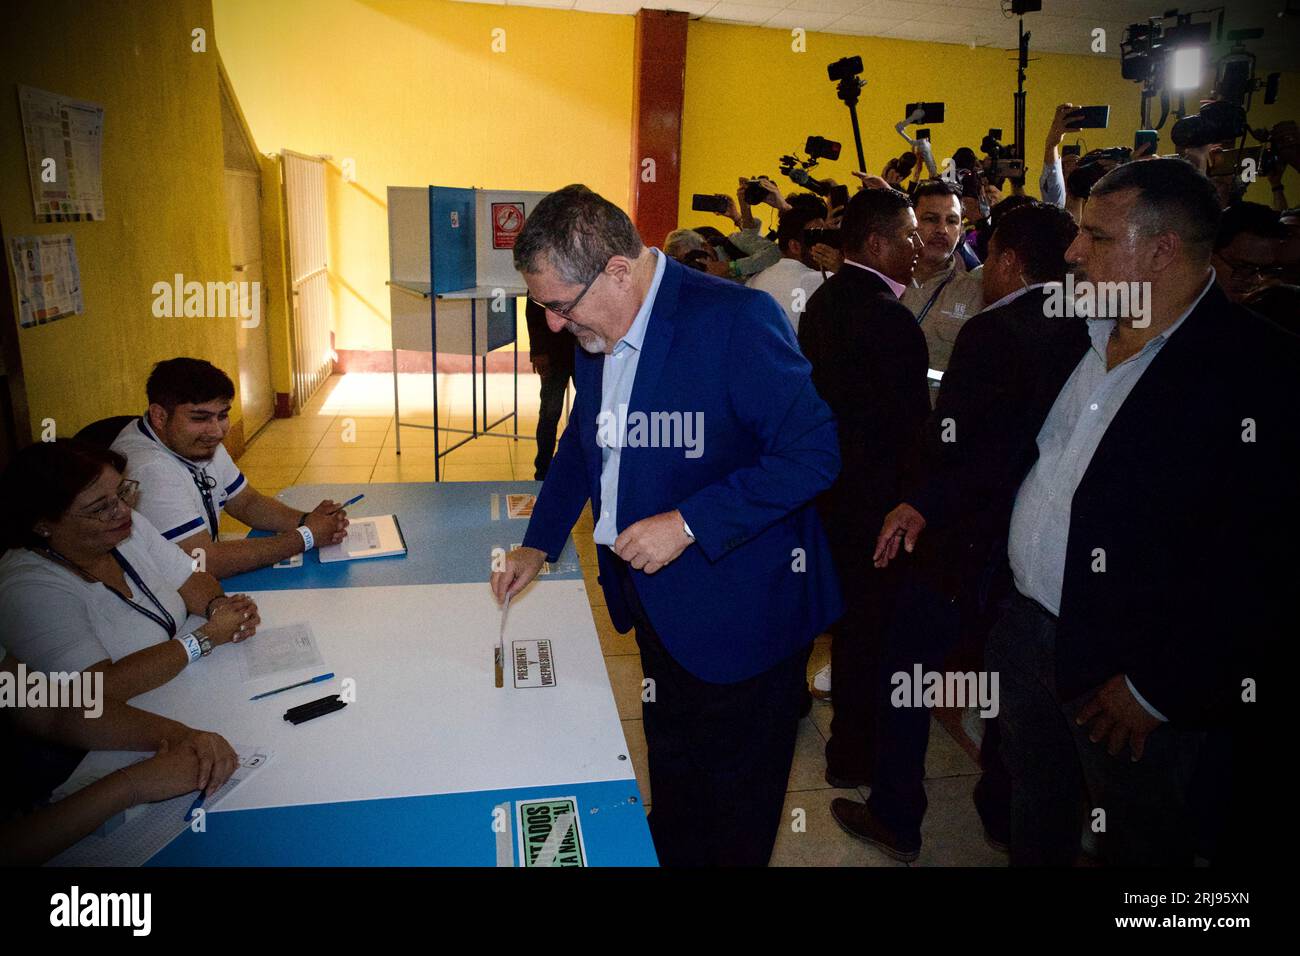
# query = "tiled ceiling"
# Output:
<box><xmin>449</xmin><ymin>0</ymin><xmax>1300</xmax><ymax>72</ymax></box>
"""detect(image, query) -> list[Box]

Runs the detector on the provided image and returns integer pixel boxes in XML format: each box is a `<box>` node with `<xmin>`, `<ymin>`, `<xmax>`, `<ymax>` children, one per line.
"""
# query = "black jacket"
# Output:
<box><xmin>798</xmin><ymin>264</ymin><xmax>931</xmax><ymax>559</ymax></box>
<box><xmin>524</xmin><ymin>299</ymin><xmax>576</xmax><ymax>374</ymax></box>
<box><xmin>905</xmin><ymin>285</ymin><xmax>1089</xmax><ymax>604</ymax></box>
<box><xmin>1048</xmin><ymin>284</ymin><xmax>1298</xmax><ymax>725</ymax></box>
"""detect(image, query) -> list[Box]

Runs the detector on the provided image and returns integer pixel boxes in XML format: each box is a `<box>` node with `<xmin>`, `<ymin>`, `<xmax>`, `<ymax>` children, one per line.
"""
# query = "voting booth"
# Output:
<box><xmin>387</xmin><ymin>186</ymin><xmax>547</xmax><ymax>479</ymax></box>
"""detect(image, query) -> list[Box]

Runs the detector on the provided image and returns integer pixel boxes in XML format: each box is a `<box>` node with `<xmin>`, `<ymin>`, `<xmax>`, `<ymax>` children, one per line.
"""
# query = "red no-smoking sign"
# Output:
<box><xmin>492</xmin><ymin>202</ymin><xmax>525</xmax><ymax>249</ymax></box>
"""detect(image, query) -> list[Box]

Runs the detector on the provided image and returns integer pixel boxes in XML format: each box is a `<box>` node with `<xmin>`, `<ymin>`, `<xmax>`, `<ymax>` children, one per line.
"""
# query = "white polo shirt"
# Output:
<box><xmin>747</xmin><ymin>257</ymin><xmax>826</xmax><ymax>333</ymax></box>
<box><xmin>110</xmin><ymin>417</ymin><xmax>247</xmax><ymax>543</ymax></box>
<box><xmin>0</xmin><ymin>510</ymin><xmax>194</xmax><ymax>673</ymax></box>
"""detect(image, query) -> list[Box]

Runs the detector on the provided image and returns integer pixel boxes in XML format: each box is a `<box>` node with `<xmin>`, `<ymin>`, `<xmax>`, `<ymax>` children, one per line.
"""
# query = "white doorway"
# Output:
<box><xmin>223</xmin><ymin>168</ymin><xmax>273</xmax><ymax>432</ymax></box>
<box><xmin>219</xmin><ymin>72</ymin><xmax>274</xmax><ymax>434</ymax></box>
<box><xmin>282</xmin><ymin>149</ymin><xmax>333</xmax><ymax>411</ymax></box>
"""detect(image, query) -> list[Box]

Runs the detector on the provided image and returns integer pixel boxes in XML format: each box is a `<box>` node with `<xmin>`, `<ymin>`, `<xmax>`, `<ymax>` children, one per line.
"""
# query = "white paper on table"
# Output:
<box><xmin>318</xmin><ymin>514</ymin><xmax>406</xmax><ymax>563</ymax></box>
<box><xmin>237</xmin><ymin>622</ymin><xmax>324</xmax><ymax>683</ymax></box>
<box><xmin>47</xmin><ymin>745</ymin><xmax>272</xmax><ymax>867</ymax></box>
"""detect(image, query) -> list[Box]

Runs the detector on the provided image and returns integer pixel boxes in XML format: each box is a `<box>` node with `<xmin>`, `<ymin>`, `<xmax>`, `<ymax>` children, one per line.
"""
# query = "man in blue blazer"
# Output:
<box><xmin>490</xmin><ymin>185</ymin><xmax>843</xmax><ymax>866</ymax></box>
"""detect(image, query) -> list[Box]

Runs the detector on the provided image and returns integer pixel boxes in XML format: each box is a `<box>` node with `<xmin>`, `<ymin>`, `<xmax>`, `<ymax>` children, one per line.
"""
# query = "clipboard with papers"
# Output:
<box><xmin>318</xmin><ymin>514</ymin><xmax>408</xmax><ymax>563</ymax></box>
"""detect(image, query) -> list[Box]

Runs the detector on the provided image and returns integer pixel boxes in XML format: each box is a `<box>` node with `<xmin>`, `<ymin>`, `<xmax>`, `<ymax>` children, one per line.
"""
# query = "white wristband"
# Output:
<box><xmin>178</xmin><ymin>634</ymin><xmax>203</xmax><ymax>664</ymax></box>
<box><xmin>296</xmin><ymin>525</ymin><xmax>315</xmax><ymax>551</ymax></box>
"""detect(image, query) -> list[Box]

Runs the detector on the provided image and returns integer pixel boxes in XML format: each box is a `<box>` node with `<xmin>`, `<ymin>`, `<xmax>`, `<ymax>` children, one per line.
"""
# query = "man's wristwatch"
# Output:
<box><xmin>298</xmin><ymin>513</ymin><xmax>310</xmax><ymax>527</ymax></box>
<box><xmin>194</xmin><ymin>627</ymin><xmax>214</xmax><ymax>657</ymax></box>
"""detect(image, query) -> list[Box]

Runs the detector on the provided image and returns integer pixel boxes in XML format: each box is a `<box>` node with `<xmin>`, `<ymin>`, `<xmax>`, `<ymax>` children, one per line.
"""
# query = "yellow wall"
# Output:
<box><xmin>212</xmin><ymin>0</ymin><xmax>636</xmax><ymax>354</ymax></box>
<box><xmin>0</xmin><ymin>0</ymin><xmax>244</xmax><ymax>438</ymax></box>
<box><xmin>680</xmin><ymin>21</ymin><xmax>1300</xmax><ymax>224</ymax></box>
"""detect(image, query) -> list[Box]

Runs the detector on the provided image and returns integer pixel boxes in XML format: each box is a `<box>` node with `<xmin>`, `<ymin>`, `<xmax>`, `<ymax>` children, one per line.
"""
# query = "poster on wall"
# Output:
<box><xmin>19</xmin><ymin>85</ymin><xmax>106</xmax><ymax>222</ymax></box>
<box><xmin>491</xmin><ymin>201</ymin><xmax>525</xmax><ymax>249</ymax></box>
<box><xmin>8</xmin><ymin>235</ymin><xmax>84</xmax><ymax>328</ymax></box>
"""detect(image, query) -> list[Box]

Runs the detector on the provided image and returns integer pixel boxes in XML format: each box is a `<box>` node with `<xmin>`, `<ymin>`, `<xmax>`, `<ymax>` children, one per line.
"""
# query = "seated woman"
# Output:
<box><xmin>0</xmin><ymin>651</ymin><xmax>239</xmax><ymax>864</ymax></box>
<box><xmin>0</xmin><ymin>440</ymin><xmax>260</xmax><ymax>700</ymax></box>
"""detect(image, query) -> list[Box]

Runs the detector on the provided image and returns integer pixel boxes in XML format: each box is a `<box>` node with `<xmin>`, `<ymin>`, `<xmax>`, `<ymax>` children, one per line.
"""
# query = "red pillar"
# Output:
<box><xmin>628</xmin><ymin>9</ymin><xmax>688</xmax><ymax>252</ymax></box>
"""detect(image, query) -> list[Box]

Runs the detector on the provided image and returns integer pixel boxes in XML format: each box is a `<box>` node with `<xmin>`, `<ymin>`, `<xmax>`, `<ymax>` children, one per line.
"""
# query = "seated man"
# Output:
<box><xmin>111</xmin><ymin>358</ymin><xmax>349</xmax><ymax>578</ymax></box>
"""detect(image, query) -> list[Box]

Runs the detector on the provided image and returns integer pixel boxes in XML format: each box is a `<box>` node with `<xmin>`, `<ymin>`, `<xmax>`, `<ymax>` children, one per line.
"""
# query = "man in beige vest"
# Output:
<box><xmin>902</xmin><ymin>182</ymin><xmax>985</xmax><ymax>377</ymax></box>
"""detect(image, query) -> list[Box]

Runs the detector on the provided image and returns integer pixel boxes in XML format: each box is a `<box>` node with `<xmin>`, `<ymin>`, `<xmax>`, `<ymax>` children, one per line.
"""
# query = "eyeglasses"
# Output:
<box><xmin>1218</xmin><ymin>257</ymin><xmax>1284</xmax><ymax>282</ymax></box>
<box><xmin>73</xmin><ymin>480</ymin><xmax>140</xmax><ymax>522</ymax></box>
<box><xmin>528</xmin><ymin>269</ymin><xmax>602</xmax><ymax>321</ymax></box>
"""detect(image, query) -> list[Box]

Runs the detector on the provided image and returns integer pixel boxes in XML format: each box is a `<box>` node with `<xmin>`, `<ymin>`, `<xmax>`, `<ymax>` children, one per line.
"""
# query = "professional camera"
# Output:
<box><xmin>802</xmin><ymin>226</ymin><xmax>841</xmax><ymax>251</ymax></box>
<box><xmin>741</xmin><ymin>178</ymin><xmax>769</xmax><ymax>205</ymax></box>
<box><xmin>828</xmin><ymin>55</ymin><xmax>863</xmax><ymax>84</ymax></box>
<box><xmin>805</xmin><ymin>136</ymin><xmax>842</xmax><ymax>162</ymax></box>
<box><xmin>981</xmin><ymin>128</ymin><xmax>1011</xmax><ymax>160</ymax></box>
<box><xmin>1170</xmin><ymin>99</ymin><xmax>1248</xmax><ymax>149</ymax></box>
<box><xmin>1066</xmin><ymin>146</ymin><xmax>1133</xmax><ymax>199</ymax></box>
<box><xmin>778</xmin><ymin>151</ymin><xmax>833</xmax><ymax>197</ymax></box>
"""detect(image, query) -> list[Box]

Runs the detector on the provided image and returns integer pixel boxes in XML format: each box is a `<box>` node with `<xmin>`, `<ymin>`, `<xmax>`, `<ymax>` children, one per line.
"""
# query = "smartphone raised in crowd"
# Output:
<box><xmin>1066</xmin><ymin>105</ymin><xmax>1110</xmax><ymax>129</ymax></box>
<box><xmin>691</xmin><ymin>193</ymin><xmax>731</xmax><ymax>215</ymax></box>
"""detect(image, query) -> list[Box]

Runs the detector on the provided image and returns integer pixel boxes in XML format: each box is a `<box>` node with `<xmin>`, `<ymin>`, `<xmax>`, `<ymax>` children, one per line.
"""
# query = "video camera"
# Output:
<box><xmin>979</xmin><ymin>129</ymin><xmax>1026</xmax><ymax>187</ymax></box>
<box><xmin>802</xmin><ymin>226</ymin><xmax>841</xmax><ymax>251</ymax></box>
<box><xmin>777</xmin><ymin>135</ymin><xmax>842</xmax><ymax>197</ymax></box>
<box><xmin>1066</xmin><ymin>146</ymin><xmax>1133</xmax><ymax>199</ymax></box>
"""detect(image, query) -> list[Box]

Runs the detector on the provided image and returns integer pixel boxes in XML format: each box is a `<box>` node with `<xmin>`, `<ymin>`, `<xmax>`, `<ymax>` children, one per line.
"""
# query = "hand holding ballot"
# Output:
<box><xmin>303</xmin><ymin>499</ymin><xmax>351</xmax><ymax>548</ymax></box>
<box><xmin>490</xmin><ymin>546</ymin><xmax>547</xmax><ymax>603</ymax></box>
<box><xmin>119</xmin><ymin>732</ymin><xmax>238</xmax><ymax>804</ymax></box>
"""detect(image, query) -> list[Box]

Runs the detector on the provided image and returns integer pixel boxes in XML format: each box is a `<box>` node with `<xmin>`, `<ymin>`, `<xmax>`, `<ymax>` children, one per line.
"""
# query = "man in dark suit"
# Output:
<box><xmin>979</xmin><ymin>159</ymin><xmax>1296</xmax><ymax>865</ymax></box>
<box><xmin>798</xmin><ymin>187</ymin><xmax>930</xmax><ymax>789</ymax></box>
<box><xmin>830</xmin><ymin>202</ymin><xmax>1087</xmax><ymax>859</ymax></box>
<box><xmin>490</xmin><ymin>185</ymin><xmax>843</xmax><ymax>866</ymax></box>
<box><xmin>524</xmin><ymin>299</ymin><xmax>576</xmax><ymax>479</ymax></box>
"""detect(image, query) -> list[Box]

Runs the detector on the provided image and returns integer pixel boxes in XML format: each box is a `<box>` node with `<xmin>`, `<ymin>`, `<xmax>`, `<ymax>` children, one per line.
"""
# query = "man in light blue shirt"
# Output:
<box><xmin>491</xmin><ymin>184</ymin><xmax>842</xmax><ymax>866</ymax></box>
<box><xmin>593</xmin><ymin>248</ymin><xmax>667</xmax><ymax>545</ymax></box>
<box><xmin>986</xmin><ymin>158</ymin><xmax>1296</xmax><ymax>866</ymax></box>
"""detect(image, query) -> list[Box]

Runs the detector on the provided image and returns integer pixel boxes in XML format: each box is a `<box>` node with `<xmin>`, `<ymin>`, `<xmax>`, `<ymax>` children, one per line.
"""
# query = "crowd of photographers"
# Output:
<box><xmin>671</xmin><ymin>110</ymin><xmax>1300</xmax><ymax>339</ymax></box>
<box><xmin>660</xmin><ymin>106</ymin><xmax>1298</xmax><ymax>866</ymax></box>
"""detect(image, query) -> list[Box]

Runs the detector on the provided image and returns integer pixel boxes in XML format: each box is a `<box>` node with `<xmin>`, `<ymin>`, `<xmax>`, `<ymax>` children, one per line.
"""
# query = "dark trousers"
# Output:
<box><xmin>613</xmin><ymin>554</ymin><xmax>807</xmax><ymax>866</ymax></box>
<box><xmin>985</xmin><ymin>591</ymin><xmax>1206</xmax><ymax>866</ymax></box>
<box><xmin>867</xmin><ymin>574</ymin><xmax>962</xmax><ymax>844</ymax></box>
<box><xmin>868</xmin><ymin>573</ymin><xmax>1011</xmax><ymax>845</ymax></box>
<box><xmin>824</xmin><ymin>555</ymin><xmax>896</xmax><ymax>780</ymax></box>
<box><xmin>533</xmin><ymin>368</ymin><xmax>571</xmax><ymax>480</ymax></box>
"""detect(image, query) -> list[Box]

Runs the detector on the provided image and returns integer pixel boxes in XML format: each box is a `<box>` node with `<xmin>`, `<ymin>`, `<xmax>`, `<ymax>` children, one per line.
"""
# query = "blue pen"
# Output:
<box><xmin>184</xmin><ymin>791</ymin><xmax>205</xmax><ymax>822</ymax></box>
<box><xmin>331</xmin><ymin>494</ymin><xmax>364</xmax><ymax>514</ymax></box>
<box><xmin>249</xmin><ymin>672</ymin><xmax>335</xmax><ymax>702</ymax></box>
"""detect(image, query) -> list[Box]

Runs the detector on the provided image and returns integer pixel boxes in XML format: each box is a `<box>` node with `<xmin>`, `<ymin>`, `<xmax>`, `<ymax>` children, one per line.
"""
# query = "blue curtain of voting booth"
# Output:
<box><xmin>430</xmin><ymin>186</ymin><xmax>516</xmax><ymax>351</ymax></box>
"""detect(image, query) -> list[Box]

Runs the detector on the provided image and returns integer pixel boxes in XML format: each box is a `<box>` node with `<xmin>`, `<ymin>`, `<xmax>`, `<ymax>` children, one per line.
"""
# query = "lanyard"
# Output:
<box><xmin>137</xmin><ymin>417</ymin><xmax>220</xmax><ymax>541</ymax></box>
<box><xmin>41</xmin><ymin>545</ymin><xmax>178</xmax><ymax>640</ymax></box>
<box><xmin>915</xmin><ymin>268</ymin><xmax>957</xmax><ymax>326</ymax></box>
<box><xmin>108</xmin><ymin>549</ymin><xmax>178</xmax><ymax>638</ymax></box>
<box><xmin>190</xmin><ymin>468</ymin><xmax>220</xmax><ymax>540</ymax></box>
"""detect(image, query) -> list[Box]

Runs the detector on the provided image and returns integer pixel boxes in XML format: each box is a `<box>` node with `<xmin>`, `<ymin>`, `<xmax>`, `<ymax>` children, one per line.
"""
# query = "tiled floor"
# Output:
<box><xmin>233</xmin><ymin>372</ymin><xmax>1005</xmax><ymax>867</ymax></box>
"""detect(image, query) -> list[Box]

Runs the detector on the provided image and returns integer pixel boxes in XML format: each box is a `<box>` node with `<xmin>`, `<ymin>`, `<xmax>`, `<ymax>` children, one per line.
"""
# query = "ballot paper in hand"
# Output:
<box><xmin>318</xmin><ymin>514</ymin><xmax>407</xmax><ymax>563</ymax></box>
<box><xmin>47</xmin><ymin>745</ymin><xmax>271</xmax><ymax>867</ymax></box>
<box><xmin>237</xmin><ymin>622</ymin><xmax>324</xmax><ymax>683</ymax></box>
